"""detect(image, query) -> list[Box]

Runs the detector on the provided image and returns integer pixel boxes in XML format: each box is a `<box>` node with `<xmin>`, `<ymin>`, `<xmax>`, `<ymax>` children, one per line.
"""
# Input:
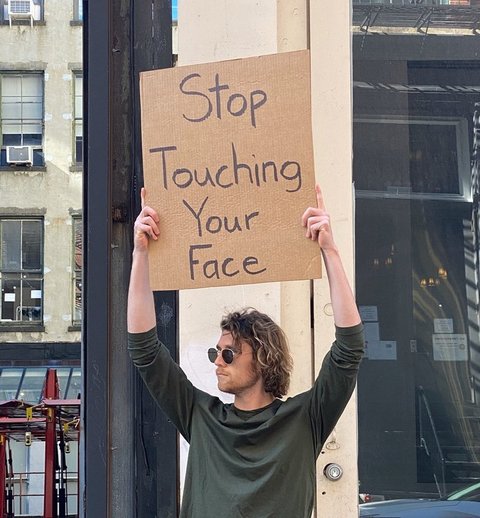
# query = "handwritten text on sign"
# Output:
<box><xmin>140</xmin><ymin>50</ymin><xmax>321</xmax><ymax>290</ymax></box>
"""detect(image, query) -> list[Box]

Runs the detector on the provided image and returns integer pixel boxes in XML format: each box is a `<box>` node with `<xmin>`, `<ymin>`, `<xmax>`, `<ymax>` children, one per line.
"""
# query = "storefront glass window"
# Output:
<box><xmin>354</xmin><ymin>7</ymin><xmax>480</xmax><ymax>506</ymax></box>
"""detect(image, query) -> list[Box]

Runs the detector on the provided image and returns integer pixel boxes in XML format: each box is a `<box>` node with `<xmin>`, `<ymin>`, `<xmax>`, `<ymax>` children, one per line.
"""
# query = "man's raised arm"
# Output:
<box><xmin>302</xmin><ymin>184</ymin><xmax>361</xmax><ymax>328</ymax></box>
<box><xmin>127</xmin><ymin>187</ymin><xmax>160</xmax><ymax>333</ymax></box>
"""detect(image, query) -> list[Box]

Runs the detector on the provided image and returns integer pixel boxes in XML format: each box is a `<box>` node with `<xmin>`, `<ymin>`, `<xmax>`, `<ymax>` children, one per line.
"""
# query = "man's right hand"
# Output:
<box><xmin>128</xmin><ymin>187</ymin><xmax>158</xmax><ymax>333</ymax></box>
<box><xmin>133</xmin><ymin>187</ymin><xmax>160</xmax><ymax>252</ymax></box>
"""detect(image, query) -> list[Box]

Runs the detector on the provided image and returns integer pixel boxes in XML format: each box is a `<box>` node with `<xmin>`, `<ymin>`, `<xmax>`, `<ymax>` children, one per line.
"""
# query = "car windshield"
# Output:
<box><xmin>446</xmin><ymin>482</ymin><xmax>480</xmax><ymax>502</ymax></box>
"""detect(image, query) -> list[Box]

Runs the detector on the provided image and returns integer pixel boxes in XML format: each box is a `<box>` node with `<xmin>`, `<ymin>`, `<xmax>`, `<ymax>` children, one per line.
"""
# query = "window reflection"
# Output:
<box><xmin>354</xmin><ymin>117</ymin><xmax>468</xmax><ymax>196</ymax></box>
<box><xmin>354</xmin><ymin>57</ymin><xmax>480</xmax><ymax>500</ymax></box>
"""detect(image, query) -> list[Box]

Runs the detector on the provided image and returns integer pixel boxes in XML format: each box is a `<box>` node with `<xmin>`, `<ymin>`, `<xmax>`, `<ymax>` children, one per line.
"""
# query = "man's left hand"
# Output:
<box><xmin>301</xmin><ymin>184</ymin><xmax>336</xmax><ymax>251</ymax></box>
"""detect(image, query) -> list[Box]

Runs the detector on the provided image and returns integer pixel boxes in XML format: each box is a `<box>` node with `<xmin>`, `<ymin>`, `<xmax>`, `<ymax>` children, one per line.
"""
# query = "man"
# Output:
<box><xmin>127</xmin><ymin>185</ymin><xmax>364</xmax><ymax>518</ymax></box>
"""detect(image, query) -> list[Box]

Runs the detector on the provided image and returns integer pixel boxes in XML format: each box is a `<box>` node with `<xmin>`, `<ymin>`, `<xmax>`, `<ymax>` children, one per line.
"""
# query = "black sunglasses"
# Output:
<box><xmin>208</xmin><ymin>348</ymin><xmax>236</xmax><ymax>364</ymax></box>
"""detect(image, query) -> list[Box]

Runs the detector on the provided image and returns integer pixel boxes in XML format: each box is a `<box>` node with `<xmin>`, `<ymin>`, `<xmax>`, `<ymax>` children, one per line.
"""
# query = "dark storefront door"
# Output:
<box><xmin>354</xmin><ymin>61</ymin><xmax>480</xmax><ymax>500</ymax></box>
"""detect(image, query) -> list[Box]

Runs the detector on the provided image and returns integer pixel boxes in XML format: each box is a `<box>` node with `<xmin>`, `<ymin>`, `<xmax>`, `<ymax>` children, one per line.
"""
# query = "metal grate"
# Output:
<box><xmin>353</xmin><ymin>3</ymin><xmax>480</xmax><ymax>32</ymax></box>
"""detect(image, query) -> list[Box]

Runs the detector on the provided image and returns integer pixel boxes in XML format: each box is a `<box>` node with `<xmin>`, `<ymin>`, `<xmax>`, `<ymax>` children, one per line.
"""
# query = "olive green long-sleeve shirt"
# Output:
<box><xmin>128</xmin><ymin>323</ymin><xmax>364</xmax><ymax>518</ymax></box>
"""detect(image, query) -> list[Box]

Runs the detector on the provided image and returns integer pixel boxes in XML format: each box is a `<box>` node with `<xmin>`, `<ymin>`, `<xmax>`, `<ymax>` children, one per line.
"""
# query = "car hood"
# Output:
<box><xmin>359</xmin><ymin>498</ymin><xmax>480</xmax><ymax>517</ymax></box>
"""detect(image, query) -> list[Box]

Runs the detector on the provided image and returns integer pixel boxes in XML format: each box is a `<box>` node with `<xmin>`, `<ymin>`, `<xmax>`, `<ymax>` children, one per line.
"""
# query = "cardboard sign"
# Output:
<box><xmin>140</xmin><ymin>50</ymin><xmax>321</xmax><ymax>290</ymax></box>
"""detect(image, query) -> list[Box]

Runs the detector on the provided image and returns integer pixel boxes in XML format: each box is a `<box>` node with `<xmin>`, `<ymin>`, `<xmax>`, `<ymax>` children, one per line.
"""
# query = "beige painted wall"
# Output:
<box><xmin>310</xmin><ymin>0</ymin><xmax>358</xmax><ymax>513</ymax></box>
<box><xmin>178</xmin><ymin>1</ymin><xmax>358</xmax><ymax>516</ymax></box>
<box><xmin>0</xmin><ymin>0</ymin><xmax>82</xmax><ymax>343</ymax></box>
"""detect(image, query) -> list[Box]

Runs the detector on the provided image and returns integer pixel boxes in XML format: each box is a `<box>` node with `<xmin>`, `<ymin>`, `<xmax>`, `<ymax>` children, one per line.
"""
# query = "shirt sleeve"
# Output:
<box><xmin>308</xmin><ymin>323</ymin><xmax>365</xmax><ymax>456</ymax></box>
<box><xmin>128</xmin><ymin>327</ymin><xmax>196</xmax><ymax>442</ymax></box>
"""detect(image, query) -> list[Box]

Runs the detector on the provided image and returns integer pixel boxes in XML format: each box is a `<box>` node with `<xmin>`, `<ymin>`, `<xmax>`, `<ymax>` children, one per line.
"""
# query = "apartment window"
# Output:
<box><xmin>73</xmin><ymin>0</ymin><xmax>82</xmax><ymax>22</ymax></box>
<box><xmin>73</xmin><ymin>72</ymin><xmax>83</xmax><ymax>165</ymax></box>
<box><xmin>72</xmin><ymin>216</ymin><xmax>82</xmax><ymax>326</ymax></box>
<box><xmin>0</xmin><ymin>218</ymin><xmax>43</xmax><ymax>325</ymax></box>
<box><xmin>0</xmin><ymin>0</ymin><xmax>44</xmax><ymax>24</ymax></box>
<box><xmin>0</xmin><ymin>73</ymin><xmax>44</xmax><ymax>167</ymax></box>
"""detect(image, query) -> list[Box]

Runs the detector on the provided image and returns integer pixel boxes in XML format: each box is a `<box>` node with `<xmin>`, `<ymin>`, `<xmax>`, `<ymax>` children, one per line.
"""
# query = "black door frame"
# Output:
<box><xmin>83</xmin><ymin>1</ymin><xmax>176</xmax><ymax>516</ymax></box>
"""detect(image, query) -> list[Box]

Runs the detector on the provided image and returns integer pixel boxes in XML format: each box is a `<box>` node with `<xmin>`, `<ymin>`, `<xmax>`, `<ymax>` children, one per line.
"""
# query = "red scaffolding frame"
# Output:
<box><xmin>0</xmin><ymin>369</ymin><xmax>80</xmax><ymax>518</ymax></box>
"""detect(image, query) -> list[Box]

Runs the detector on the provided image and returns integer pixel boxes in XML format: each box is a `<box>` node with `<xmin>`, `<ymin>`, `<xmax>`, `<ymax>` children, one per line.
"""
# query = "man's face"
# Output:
<box><xmin>214</xmin><ymin>331</ymin><xmax>263</xmax><ymax>396</ymax></box>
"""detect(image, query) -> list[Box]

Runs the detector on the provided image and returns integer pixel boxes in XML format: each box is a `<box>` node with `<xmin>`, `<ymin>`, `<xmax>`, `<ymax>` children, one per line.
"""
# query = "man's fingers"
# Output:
<box><xmin>136</xmin><ymin>214</ymin><xmax>160</xmax><ymax>236</ymax></box>
<box><xmin>315</xmin><ymin>184</ymin><xmax>326</xmax><ymax>211</ymax></box>
<box><xmin>135</xmin><ymin>190</ymin><xmax>161</xmax><ymax>244</ymax></box>
<box><xmin>301</xmin><ymin>185</ymin><xmax>327</xmax><ymax>235</ymax></box>
<box><xmin>134</xmin><ymin>206</ymin><xmax>160</xmax><ymax>241</ymax></box>
<box><xmin>141</xmin><ymin>206</ymin><xmax>160</xmax><ymax>223</ymax></box>
<box><xmin>305</xmin><ymin>215</ymin><xmax>321</xmax><ymax>238</ymax></box>
<box><xmin>306</xmin><ymin>215</ymin><xmax>328</xmax><ymax>227</ymax></box>
<box><xmin>139</xmin><ymin>191</ymin><xmax>160</xmax><ymax>223</ymax></box>
<box><xmin>306</xmin><ymin>216</ymin><xmax>329</xmax><ymax>239</ymax></box>
<box><xmin>301</xmin><ymin>207</ymin><xmax>317</xmax><ymax>226</ymax></box>
<box><xmin>141</xmin><ymin>214</ymin><xmax>160</xmax><ymax>234</ymax></box>
<box><xmin>311</xmin><ymin>221</ymin><xmax>327</xmax><ymax>234</ymax></box>
<box><xmin>302</xmin><ymin>207</ymin><xmax>326</xmax><ymax>227</ymax></box>
<box><xmin>302</xmin><ymin>186</ymin><xmax>334</xmax><ymax>246</ymax></box>
<box><xmin>136</xmin><ymin>222</ymin><xmax>158</xmax><ymax>240</ymax></box>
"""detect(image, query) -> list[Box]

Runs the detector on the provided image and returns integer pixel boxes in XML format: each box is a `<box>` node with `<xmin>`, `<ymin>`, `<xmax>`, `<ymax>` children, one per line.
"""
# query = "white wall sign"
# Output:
<box><xmin>432</xmin><ymin>334</ymin><xmax>468</xmax><ymax>361</ymax></box>
<box><xmin>359</xmin><ymin>305</ymin><xmax>378</xmax><ymax>322</ymax></box>
<box><xmin>365</xmin><ymin>340</ymin><xmax>397</xmax><ymax>361</ymax></box>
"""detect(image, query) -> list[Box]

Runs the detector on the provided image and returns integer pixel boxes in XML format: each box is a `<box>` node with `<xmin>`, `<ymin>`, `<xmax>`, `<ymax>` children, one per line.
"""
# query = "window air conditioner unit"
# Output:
<box><xmin>6</xmin><ymin>146</ymin><xmax>33</xmax><ymax>166</ymax></box>
<box><xmin>7</xmin><ymin>0</ymin><xmax>34</xmax><ymax>27</ymax></box>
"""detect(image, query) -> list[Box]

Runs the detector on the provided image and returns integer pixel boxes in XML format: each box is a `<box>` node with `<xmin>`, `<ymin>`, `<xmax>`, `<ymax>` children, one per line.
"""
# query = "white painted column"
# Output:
<box><xmin>276</xmin><ymin>2</ymin><xmax>314</xmax><ymax>397</ymax></box>
<box><xmin>310</xmin><ymin>2</ymin><xmax>358</xmax><ymax>517</ymax></box>
<box><xmin>178</xmin><ymin>2</ymin><xmax>357</xmax><ymax>516</ymax></box>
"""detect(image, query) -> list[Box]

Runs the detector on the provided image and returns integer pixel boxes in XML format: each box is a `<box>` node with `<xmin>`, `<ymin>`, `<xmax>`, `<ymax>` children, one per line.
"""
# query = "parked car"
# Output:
<box><xmin>359</xmin><ymin>481</ymin><xmax>480</xmax><ymax>517</ymax></box>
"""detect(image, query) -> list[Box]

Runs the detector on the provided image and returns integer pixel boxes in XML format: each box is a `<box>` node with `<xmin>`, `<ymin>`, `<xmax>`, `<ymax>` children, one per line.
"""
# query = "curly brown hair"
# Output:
<box><xmin>220</xmin><ymin>308</ymin><xmax>293</xmax><ymax>398</ymax></box>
